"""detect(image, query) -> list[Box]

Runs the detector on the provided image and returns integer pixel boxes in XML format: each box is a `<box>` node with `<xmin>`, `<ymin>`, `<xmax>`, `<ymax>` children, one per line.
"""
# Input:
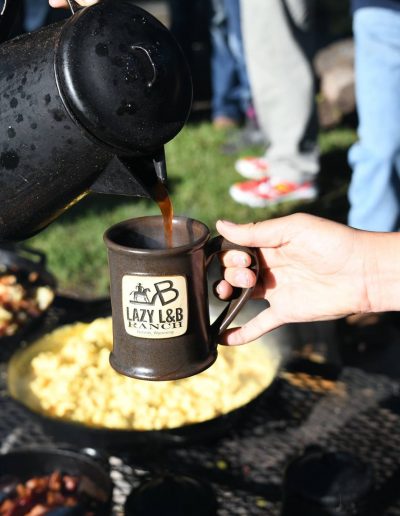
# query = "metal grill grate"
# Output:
<box><xmin>1</xmin><ymin>301</ymin><xmax>400</xmax><ymax>515</ymax></box>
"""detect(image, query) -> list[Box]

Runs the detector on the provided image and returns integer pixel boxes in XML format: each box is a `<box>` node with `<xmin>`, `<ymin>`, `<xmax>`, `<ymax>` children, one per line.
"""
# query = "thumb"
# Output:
<box><xmin>216</xmin><ymin>217</ymin><xmax>294</xmax><ymax>248</ymax></box>
<box><xmin>219</xmin><ymin>307</ymin><xmax>282</xmax><ymax>345</ymax></box>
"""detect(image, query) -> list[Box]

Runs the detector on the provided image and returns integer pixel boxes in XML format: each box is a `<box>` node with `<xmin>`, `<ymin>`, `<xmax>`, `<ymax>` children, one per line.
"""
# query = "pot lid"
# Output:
<box><xmin>55</xmin><ymin>0</ymin><xmax>192</xmax><ymax>155</ymax></box>
<box><xmin>284</xmin><ymin>450</ymin><xmax>374</xmax><ymax>509</ymax></box>
<box><xmin>124</xmin><ymin>474</ymin><xmax>218</xmax><ymax>516</ymax></box>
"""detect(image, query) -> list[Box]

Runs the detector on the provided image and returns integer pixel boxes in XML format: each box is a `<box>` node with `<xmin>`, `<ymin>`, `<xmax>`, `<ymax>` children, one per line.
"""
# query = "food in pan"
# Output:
<box><xmin>20</xmin><ymin>317</ymin><xmax>278</xmax><ymax>430</ymax></box>
<box><xmin>0</xmin><ymin>470</ymin><xmax>105</xmax><ymax>515</ymax></box>
<box><xmin>0</xmin><ymin>269</ymin><xmax>54</xmax><ymax>337</ymax></box>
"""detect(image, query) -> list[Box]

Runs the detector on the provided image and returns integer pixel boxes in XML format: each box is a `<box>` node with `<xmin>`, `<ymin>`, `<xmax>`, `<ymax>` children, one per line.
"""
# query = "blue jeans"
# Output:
<box><xmin>210</xmin><ymin>0</ymin><xmax>251</xmax><ymax>121</ymax></box>
<box><xmin>348</xmin><ymin>8</ymin><xmax>400</xmax><ymax>231</ymax></box>
<box><xmin>23</xmin><ymin>0</ymin><xmax>50</xmax><ymax>31</ymax></box>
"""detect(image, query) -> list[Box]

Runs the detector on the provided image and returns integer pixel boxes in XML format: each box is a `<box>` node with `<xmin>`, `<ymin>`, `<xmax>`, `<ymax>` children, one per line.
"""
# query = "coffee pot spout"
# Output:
<box><xmin>90</xmin><ymin>147</ymin><xmax>168</xmax><ymax>199</ymax></box>
<box><xmin>152</xmin><ymin>147</ymin><xmax>168</xmax><ymax>185</ymax></box>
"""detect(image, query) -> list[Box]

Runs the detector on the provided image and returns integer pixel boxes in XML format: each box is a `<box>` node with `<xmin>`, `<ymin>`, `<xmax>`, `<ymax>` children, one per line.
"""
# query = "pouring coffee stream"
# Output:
<box><xmin>0</xmin><ymin>0</ymin><xmax>192</xmax><ymax>242</ymax></box>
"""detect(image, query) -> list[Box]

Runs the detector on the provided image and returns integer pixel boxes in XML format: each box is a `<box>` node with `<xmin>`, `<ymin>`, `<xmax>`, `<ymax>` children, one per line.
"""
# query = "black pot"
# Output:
<box><xmin>8</xmin><ymin>374</ymin><xmax>276</xmax><ymax>452</ymax></box>
<box><xmin>0</xmin><ymin>447</ymin><xmax>113</xmax><ymax>515</ymax></box>
<box><xmin>7</xmin><ymin>310</ymin><xmax>277</xmax><ymax>454</ymax></box>
<box><xmin>0</xmin><ymin>244</ymin><xmax>56</xmax><ymax>355</ymax></box>
<box><xmin>0</xmin><ymin>0</ymin><xmax>192</xmax><ymax>242</ymax></box>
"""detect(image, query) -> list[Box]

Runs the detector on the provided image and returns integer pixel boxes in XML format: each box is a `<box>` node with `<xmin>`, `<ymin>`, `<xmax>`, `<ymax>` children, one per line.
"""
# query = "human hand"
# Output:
<box><xmin>49</xmin><ymin>0</ymin><xmax>97</xmax><ymax>8</ymax></box>
<box><xmin>216</xmin><ymin>214</ymin><xmax>371</xmax><ymax>345</ymax></box>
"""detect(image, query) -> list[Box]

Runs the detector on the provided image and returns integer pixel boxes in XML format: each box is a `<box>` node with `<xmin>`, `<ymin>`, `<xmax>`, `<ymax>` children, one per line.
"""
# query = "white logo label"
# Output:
<box><xmin>122</xmin><ymin>275</ymin><xmax>188</xmax><ymax>339</ymax></box>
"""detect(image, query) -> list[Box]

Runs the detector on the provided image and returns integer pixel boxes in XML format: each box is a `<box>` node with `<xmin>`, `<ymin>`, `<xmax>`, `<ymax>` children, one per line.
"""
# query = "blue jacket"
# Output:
<box><xmin>352</xmin><ymin>0</ymin><xmax>400</xmax><ymax>12</ymax></box>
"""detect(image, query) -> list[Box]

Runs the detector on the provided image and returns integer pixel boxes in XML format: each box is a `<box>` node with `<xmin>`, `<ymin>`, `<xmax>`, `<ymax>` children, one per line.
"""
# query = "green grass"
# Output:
<box><xmin>28</xmin><ymin>123</ymin><xmax>357</xmax><ymax>297</ymax></box>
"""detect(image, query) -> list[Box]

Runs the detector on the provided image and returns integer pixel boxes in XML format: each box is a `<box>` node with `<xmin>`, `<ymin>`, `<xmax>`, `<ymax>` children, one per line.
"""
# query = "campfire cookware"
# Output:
<box><xmin>124</xmin><ymin>473</ymin><xmax>218</xmax><ymax>516</ymax></box>
<box><xmin>0</xmin><ymin>447</ymin><xmax>113</xmax><ymax>515</ymax></box>
<box><xmin>0</xmin><ymin>0</ymin><xmax>192</xmax><ymax>241</ymax></box>
<box><xmin>7</xmin><ymin>311</ymin><xmax>279</xmax><ymax>451</ymax></box>
<box><xmin>7</xmin><ymin>388</ymin><xmax>275</xmax><ymax>451</ymax></box>
<box><xmin>282</xmin><ymin>449</ymin><xmax>374</xmax><ymax>516</ymax></box>
<box><xmin>0</xmin><ymin>244</ymin><xmax>56</xmax><ymax>347</ymax></box>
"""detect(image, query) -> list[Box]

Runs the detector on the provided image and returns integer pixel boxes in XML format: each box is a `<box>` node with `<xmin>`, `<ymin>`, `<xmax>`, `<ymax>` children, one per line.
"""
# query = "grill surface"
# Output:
<box><xmin>1</xmin><ymin>297</ymin><xmax>400</xmax><ymax>515</ymax></box>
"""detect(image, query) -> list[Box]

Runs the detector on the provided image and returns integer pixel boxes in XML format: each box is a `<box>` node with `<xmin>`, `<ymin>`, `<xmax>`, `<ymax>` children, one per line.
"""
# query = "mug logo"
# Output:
<box><xmin>130</xmin><ymin>280</ymin><xmax>179</xmax><ymax>306</ymax></box>
<box><xmin>131</xmin><ymin>283</ymin><xmax>151</xmax><ymax>304</ymax></box>
<box><xmin>122</xmin><ymin>275</ymin><xmax>188</xmax><ymax>339</ymax></box>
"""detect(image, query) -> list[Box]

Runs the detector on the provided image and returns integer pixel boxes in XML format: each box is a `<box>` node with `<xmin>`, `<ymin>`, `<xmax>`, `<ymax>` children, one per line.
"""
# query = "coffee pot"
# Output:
<box><xmin>0</xmin><ymin>0</ymin><xmax>192</xmax><ymax>241</ymax></box>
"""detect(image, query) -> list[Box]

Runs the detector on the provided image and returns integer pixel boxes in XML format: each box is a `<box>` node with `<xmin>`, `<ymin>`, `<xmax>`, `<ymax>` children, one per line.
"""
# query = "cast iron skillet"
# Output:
<box><xmin>8</xmin><ymin>391</ymin><xmax>275</xmax><ymax>451</ymax></box>
<box><xmin>0</xmin><ymin>447</ymin><xmax>113</xmax><ymax>515</ymax></box>
<box><xmin>0</xmin><ymin>244</ymin><xmax>56</xmax><ymax>353</ymax></box>
<box><xmin>7</xmin><ymin>311</ymin><xmax>278</xmax><ymax>451</ymax></box>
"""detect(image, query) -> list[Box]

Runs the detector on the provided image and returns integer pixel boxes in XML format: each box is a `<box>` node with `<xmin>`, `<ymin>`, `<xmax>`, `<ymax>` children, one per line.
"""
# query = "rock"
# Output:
<box><xmin>317</xmin><ymin>98</ymin><xmax>342</xmax><ymax>129</ymax></box>
<box><xmin>322</xmin><ymin>66</ymin><xmax>355</xmax><ymax>111</ymax></box>
<box><xmin>314</xmin><ymin>38</ymin><xmax>354</xmax><ymax>77</ymax></box>
<box><xmin>314</xmin><ymin>39</ymin><xmax>355</xmax><ymax>128</ymax></box>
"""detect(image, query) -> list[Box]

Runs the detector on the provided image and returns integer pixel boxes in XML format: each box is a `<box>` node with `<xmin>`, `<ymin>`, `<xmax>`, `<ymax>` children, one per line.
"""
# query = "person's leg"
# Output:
<box><xmin>167</xmin><ymin>0</ymin><xmax>196</xmax><ymax>66</ymax></box>
<box><xmin>210</xmin><ymin>0</ymin><xmax>242</xmax><ymax>124</ymax></box>
<box><xmin>23</xmin><ymin>0</ymin><xmax>50</xmax><ymax>31</ymax></box>
<box><xmin>224</xmin><ymin>0</ymin><xmax>252</xmax><ymax>115</ymax></box>
<box><xmin>348</xmin><ymin>8</ymin><xmax>400</xmax><ymax>232</ymax></box>
<box><xmin>239</xmin><ymin>0</ymin><xmax>318</xmax><ymax>183</ymax></box>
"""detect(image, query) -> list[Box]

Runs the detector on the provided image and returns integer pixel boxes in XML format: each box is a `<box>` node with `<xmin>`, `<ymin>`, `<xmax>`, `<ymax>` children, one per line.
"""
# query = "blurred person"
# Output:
<box><xmin>6</xmin><ymin>0</ymin><xmax>71</xmax><ymax>39</ymax></box>
<box><xmin>167</xmin><ymin>0</ymin><xmax>253</xmax><ymax>131</ymax></box>
<box><xmin>229</xmin><ymin>0</ymin><xmax>320</xmax><ymax>208</ymax></box>
<box><xmin>167</xmin><ymin>0</ymin><xmax>201</xmax><ymax>69</ymax></box>
<box><xmin>210</xmin><ymin>0</ymin><xmax>252</xmax><ymax>129</ymax></box>
<box><xmin>167</xmin><ymin>0</ymin><xmax>213</xmax><ymax>109</ymax></box>
<box><xmin>348</xmin><ymin>0</ymin><xmax>400</xmax><ymax>232</ymax></box>
<box><xmin>23</xmin><ymin>0</ymin><xmax>50</xmax><ymax>32</ymax></box>
<box><xmin>215</xmin><ymin>215</ymin><xmax>400</xmax><ymax>345</ymax></box>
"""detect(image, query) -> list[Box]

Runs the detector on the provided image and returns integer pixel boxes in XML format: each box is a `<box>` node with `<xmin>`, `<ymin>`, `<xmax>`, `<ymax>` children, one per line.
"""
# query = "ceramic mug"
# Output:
<box><xmin>104</xmin><ymin>216</ymin><xmax>259</xmax><ymax>381</ymax></box>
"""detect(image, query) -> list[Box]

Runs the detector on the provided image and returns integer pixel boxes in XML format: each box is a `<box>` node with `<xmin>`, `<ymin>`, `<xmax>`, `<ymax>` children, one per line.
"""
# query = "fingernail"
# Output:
<box><xmin>216</xmin><ymin>283</ymin><xmax>222</xmax><ymax>295</ymax></box>
<box><xmin>226</xmin><ymin>332</ymin><xmax>241</xmax><ymax>345</ymax></box>
<box><xmin>235</xmin><ymin>254</ymin><xmax>248</xmax><ymax>266</ymax></box>
<box><xmin>236</xmin><ymin>271</ymin><xmax>251</xmax><ymax>287</ymax></box>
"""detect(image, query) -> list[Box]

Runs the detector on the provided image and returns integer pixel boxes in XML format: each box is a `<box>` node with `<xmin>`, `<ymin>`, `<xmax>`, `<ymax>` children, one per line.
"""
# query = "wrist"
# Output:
<box><xmin>361</xmin><ymin>231</ymin><xmax>400</xmax><ymax>313</ymax></box>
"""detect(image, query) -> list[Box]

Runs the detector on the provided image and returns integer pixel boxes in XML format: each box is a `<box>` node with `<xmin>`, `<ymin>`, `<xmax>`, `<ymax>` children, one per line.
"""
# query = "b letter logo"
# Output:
<box><xmin>122</xmin><ymin>275</ymin><xmax>188</xmax><ymax>338</ymax></box>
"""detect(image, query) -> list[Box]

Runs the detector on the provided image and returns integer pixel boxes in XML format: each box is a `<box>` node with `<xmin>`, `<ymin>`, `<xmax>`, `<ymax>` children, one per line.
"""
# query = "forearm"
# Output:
<box><xmin>362</xmin><ymin>231</ymin><xmax>400</xmax><ymax>313</ymax></box>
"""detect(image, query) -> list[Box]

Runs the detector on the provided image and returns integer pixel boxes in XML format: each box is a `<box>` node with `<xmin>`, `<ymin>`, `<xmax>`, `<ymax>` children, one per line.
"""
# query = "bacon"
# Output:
<box><xmin>0</xmin><ymin>472</ymin><xmax>96</xmax><ymax>515</ymax></box>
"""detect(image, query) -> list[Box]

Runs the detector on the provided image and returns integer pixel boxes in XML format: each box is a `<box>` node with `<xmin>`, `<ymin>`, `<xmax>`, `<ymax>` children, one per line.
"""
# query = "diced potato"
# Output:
<box><xmin>0</xmin><ymin>271</ymin><xmax>54</xmax><ymax>337</ymax></box>
<box><xmin>35</xmin><ymin>286</ymin><xmax>55</xmax><ymax>311</ymax></box>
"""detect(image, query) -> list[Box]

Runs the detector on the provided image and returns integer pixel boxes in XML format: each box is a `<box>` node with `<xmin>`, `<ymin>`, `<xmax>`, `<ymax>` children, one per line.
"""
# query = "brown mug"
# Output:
<box><xmin>104</xmin><ymin>216</ymin><xmax>259</xmax><ymax>381</ymax></box>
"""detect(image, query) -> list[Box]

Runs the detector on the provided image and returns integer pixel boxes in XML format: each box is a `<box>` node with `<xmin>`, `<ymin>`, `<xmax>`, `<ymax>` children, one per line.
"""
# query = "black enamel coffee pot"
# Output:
<box><xmin>0</xmin><ymin>0</ymin><xmax>192</xmax><ymax>241</ymax></box>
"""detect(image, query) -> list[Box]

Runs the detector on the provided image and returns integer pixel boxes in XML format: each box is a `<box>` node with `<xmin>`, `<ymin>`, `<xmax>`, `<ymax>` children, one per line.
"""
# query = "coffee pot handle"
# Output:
<box><xmin>66</xmin><ymin>0</ymin><xmax>83</xmax><ymax>14</ymax></box>
<box><xmin>205</xmin><ymin>236</ymin><xmax>260</xmax><ymax>336</ymax></box>
<box><xmin>0</xmin><ymin>0</ymin><xmax>23</xmax><ymax>44</ymax></box>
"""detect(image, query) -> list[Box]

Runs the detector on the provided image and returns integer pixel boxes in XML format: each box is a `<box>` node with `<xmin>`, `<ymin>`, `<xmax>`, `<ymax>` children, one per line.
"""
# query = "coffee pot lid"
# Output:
<box><xmin>55</xmin><ymin>0</ymin><xmax>192</xmax><ymax>155</ymax></box>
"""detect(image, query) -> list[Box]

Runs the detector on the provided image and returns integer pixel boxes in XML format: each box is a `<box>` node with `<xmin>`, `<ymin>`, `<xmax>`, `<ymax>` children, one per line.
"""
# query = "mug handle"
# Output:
<box><xmin>205</xmin><ymin>236</ymin><xmax>260</xmax><ymax>337</ymax></box>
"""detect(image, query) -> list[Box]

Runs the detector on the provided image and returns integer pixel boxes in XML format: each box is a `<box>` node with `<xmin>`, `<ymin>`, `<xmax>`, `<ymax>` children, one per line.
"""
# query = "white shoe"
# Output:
<box><xmin>235</xmin><ymin>153</ymin><xmax>320</xmax><ymax>180</ymax></box>
<box><xmin>235</xmin><ymin>156</ymin><xmax>269</xmax><ymax>180</ymax></box>
<box><xmin>229</xmin><ymin>177</ymin><xmax>318</xmax><ymax>208</ymax></box>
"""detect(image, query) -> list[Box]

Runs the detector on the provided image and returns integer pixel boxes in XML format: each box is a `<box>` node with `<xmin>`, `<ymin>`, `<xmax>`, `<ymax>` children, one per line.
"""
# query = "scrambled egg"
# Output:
<box><xmin>28</xmin><ymin>317</ymin><xmax>277</xmax><ymax>430</ymax></box>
